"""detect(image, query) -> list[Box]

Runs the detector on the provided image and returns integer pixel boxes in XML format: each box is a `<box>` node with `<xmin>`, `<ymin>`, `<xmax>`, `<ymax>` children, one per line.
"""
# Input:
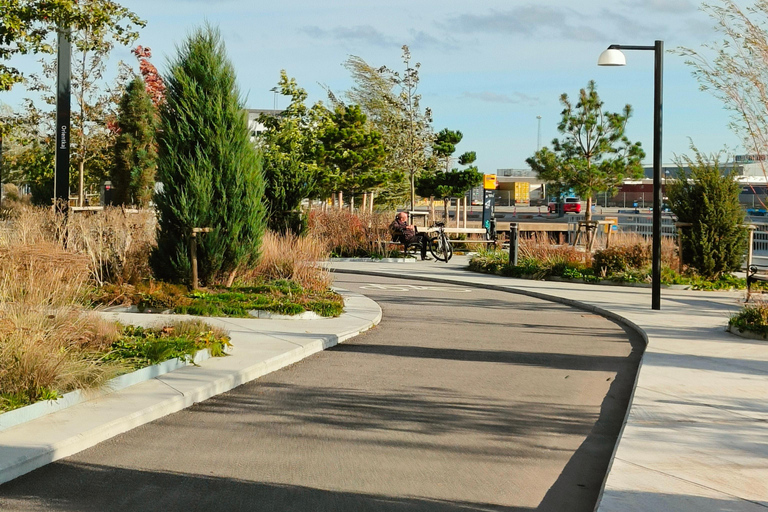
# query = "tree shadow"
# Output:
<box><xmin>0</xmin><ymin>462</ymin><xmax>534</xmax><ymax>512</ymax></box>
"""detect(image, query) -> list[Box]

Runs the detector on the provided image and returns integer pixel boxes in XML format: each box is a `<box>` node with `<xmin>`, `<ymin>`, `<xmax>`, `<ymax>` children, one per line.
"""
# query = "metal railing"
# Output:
<box><xmin>563</xmin><ymin>214</ymin><xmax>768</xmax><ymax>255</ymax></box>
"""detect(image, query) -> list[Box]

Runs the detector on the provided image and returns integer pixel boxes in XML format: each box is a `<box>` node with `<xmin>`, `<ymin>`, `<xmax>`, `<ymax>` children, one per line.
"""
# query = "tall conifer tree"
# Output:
<box><xmin>152</xmin><ymin>25</ymin><xmax>265</xmax><ymax>285</ymax></box>
<box><xmin>112</xmin><ymin>76</ymin><xmax>157</xmax><ymax>207</ymax></box>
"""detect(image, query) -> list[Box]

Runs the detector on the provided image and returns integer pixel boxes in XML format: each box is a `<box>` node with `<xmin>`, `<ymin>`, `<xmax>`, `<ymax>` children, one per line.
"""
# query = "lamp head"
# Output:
<box><xmin>598</xmin><ymin>47</ymin><xmax>626</xmax><ymax>66</ymax></box>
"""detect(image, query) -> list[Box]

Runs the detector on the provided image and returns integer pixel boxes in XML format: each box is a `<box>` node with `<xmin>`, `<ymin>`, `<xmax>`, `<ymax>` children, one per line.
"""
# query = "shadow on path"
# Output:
<box><xmin>0</xmin><ymin>462</ymin><xmax>533</xmax><ymax>512</ymax></box>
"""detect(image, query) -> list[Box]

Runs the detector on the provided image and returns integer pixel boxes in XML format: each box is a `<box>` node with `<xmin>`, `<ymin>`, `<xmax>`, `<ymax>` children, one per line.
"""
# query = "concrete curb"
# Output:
<box><xmin>0</xmin><ymin>288</ymin><xmax>381</xmax><ymax>486</ymax></box>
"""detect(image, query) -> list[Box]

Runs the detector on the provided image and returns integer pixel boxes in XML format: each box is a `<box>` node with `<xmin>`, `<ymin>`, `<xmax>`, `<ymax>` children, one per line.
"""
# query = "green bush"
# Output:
<box><xmin>729</xmin><ymin>304</ymin><xmax>768</xmax><ymax>338</ymax></box>
<box><xmin>593</xmin><ymin>244</ymin><xmax>650</xmax><ymax>275</ymax></box>
<box><xmin>667</xmin><ymin>149</ymin><xmax>748</xmax><ymax>279</ymax></box>
<box><xmin>105</xmin><ymin>322</ymin><xmax>231</xmax><ymax>369</ymax></box>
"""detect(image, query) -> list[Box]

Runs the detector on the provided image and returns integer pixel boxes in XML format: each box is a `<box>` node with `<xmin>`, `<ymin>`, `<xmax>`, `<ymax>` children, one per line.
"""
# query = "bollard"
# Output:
<box><xmin>509</xmin><ymin>222</ymin><xmax>519</xmax><ymax>267</ymax></box>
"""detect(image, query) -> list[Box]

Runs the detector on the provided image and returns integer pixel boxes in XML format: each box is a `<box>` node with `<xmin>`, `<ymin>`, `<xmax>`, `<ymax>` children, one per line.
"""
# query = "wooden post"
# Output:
<box><xmin>747</xmin><ymin>225</ymin><xmax>756</xmax><ymax>272</ymax></box>
<box><xmin>190</xmin><ymin>227</ymin><xmax>212</xmax><ymax>289</ymax></box>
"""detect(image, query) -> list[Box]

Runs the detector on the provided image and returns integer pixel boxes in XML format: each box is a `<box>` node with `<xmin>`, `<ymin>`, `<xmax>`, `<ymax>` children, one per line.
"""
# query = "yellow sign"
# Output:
<box><xmin>483</xmin><ymin>174</ymin><xmax>497</xmax><ymax>190</ymax></box>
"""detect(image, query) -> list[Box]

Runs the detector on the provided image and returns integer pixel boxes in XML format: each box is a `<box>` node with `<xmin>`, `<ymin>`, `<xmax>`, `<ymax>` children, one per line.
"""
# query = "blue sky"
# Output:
<box><xmin>1</xmin><ymin>0</ymin><xmax>745</xmax><ymax>173</ymax></box>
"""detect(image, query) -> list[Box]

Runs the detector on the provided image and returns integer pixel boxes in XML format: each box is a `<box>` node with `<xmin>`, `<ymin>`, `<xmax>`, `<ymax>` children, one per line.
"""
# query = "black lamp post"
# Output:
<box><xmin>599</xmin><ymin>40</ymin><xmax>664</xmax><ymax>311</ymax></box>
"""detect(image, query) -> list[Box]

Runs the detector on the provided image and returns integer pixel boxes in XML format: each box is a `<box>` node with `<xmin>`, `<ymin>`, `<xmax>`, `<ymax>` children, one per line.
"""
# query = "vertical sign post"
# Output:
<box><xmin>55</xmin><ymin>27</ymin><xmax>71</xmax><ymax>212</ymax></box>
<box><xmin>482</xmin><ymin>174</ymin><xmax>497</xmax><ymax>238</ymax></box>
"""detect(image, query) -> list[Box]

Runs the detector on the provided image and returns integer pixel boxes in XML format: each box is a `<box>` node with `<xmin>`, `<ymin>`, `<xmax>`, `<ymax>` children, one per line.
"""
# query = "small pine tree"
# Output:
<box><xmin>667</xmin><ymin>149</ymin><xmax>748</xmax><ymax>279</ymax></box>
<box><xmin>152</xmin><ymin>25</ymin><xmax>266</xmax><ymax>285</ymax></box>
<box><xmin>112</xmin><ymin>76</ymin><xmax>158</xmax><ymax>207</ymax></box>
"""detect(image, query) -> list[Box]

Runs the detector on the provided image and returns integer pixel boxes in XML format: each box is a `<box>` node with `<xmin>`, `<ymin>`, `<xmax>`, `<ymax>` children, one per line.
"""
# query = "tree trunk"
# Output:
<box><xmin>410</xmin><ymin>172</ymin><xmax>416</xmax><ymax>211</ymax></box>
<box><xmin>429</xmin><ymin>197</ymin><xmax>435</xmax><ymax>225</ymax></box>
<box><xmin>78</xmin><ymin>160</ymin><xmax>85</xmax><ymax>207</ymax></box>
<box><xmin>225</xmin><ymin>269</ymin><xmax>237</xmax><ymax>288</ymax></box>
<box><xmin>463</xmin><ymin>196</ymin><xmax>468</xmax><ymax>227</ymax></box>
<box><xmin>443</xmin><ymin>198</ymin><xmax>449</xmax><ymax>222</ymax></box>
<box><xmin>338</xmin><ymin>191</ymin><xmax>343</xmax><ymax>210</ymax></box>
<box><xmin>362</xmin><ymin>192</ymin><xmax>367</xmax><ymax>212</ymax></box>
<box><xmin>369</xmin><ymin>191</ymin><xmax>374</xmax><ymax>213</ymax></box>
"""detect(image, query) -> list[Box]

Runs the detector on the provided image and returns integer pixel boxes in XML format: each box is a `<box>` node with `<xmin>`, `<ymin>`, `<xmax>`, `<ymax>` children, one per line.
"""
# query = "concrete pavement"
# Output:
<box><xmin>328</xmin><ymin>256</ymin><xmax>768</xmax><ymax>511</ymax></box>
<box><xmin>1</xmin><ymin>256</ymin><xmax>767</xmax><ymax>511</ymax></box>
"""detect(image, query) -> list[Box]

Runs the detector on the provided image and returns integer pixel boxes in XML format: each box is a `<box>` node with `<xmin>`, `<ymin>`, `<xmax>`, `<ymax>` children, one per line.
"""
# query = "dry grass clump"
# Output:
<box><xmin>599</xmin><ymin>231</ymin><xmax>679</xmax><ymax>270</ymax></box>
<box><xmin>0</xmin><ymin>206</ymin><xmax>156</xmax><ymax>286</ymax></box>
<box><xmin>0</xmin><ymin>308</ymin><xmax>124</xmax><ymax>404</ymax></box>
<box><xmin>0</xmin><ymin>241</ymin><xmax>91</xmax><ymax>306</ymax></box>
<box><xmin>66</xmin><ymin>208</ymin><xmax>156</xmax><ymax>286</ymax></box>
<box><xmin>0</xmin><ymin>241</ymin><xmax>125</xmax><ymax>407</ymax></box>
<box><xmin>519</xmin><ymin>233</ymin><xmax>592</xmax><ymax>267</ymax></box>
<box><xmin>308</xmin><ymin>209</ymin><xmax>394</xmax><ymax>257</ymax></box>
<box><xmin>239</xmin><ymin>231</ymin><xmax>332</xmax><ymax>291</ymax></box>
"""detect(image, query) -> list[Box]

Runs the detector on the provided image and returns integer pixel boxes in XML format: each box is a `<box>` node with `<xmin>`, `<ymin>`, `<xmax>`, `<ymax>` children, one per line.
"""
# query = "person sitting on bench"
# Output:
<box><xmin>389</xmin><ymin>212</ymin><xmax>430</xmax><ymax>260</ymax></box>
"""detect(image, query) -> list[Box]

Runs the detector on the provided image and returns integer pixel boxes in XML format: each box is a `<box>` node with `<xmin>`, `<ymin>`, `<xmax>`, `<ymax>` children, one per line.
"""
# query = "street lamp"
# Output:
<box><xmin>536</xmin><ymin>115</ymin><xmax>542</xmax><ymax>151</ymax></box>
<box><xmin>598</xmin><ymin>40</ymin><xmax>664</xmax><ymax>311</ymax></box>
<box><xmin>270</xmin><ymin>87</ymin><xmax>279</xmax><ymax>109</ymax></box>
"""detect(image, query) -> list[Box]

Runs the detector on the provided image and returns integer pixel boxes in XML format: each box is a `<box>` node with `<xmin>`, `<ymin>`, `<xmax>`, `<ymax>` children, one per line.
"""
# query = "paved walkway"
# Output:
<box><xmin>328</xmin><ymin>256</ymin><xmax>768</xmax><ymax>512</ymax></box>
<box><xmin>1</xmin><ymin>257</ymin><xmax>766</xmax><ymax>511</ymax></box>
<box><xmin>0</xmin><ymin>288</ymin><xmax>381</xmax><ymax>486</ymax></box>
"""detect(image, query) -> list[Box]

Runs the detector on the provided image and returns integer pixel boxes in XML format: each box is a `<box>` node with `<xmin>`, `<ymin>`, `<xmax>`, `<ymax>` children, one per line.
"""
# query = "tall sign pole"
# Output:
<box><xmin>55</xmin><ymin>27</ymin><xmax>71</xmax><ymax>212</ymax></box>
<box><xmin>482</xmin><ymin>174</ymin><xmax>497</xmax><ymax>238</ymax></box>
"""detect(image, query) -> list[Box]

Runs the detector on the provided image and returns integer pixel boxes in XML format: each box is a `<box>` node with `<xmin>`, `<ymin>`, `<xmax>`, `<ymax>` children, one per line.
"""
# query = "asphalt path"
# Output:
<box><xmin>0</xmin><ymin>273</ymin><xmax>642</xmax><ymax>512</ymax></box>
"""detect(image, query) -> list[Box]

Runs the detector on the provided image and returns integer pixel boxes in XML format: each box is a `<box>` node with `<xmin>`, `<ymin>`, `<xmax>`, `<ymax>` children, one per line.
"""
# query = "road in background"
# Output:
<box><xmin>0</xmin><ymin>274</ymin><xmax>642</xmax><ymax>512</ymax></box>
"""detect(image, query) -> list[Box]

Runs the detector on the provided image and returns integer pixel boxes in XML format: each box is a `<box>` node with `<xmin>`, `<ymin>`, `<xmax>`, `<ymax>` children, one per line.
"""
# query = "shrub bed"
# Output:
<box><xmin>92</xmin><ymin>279</ymin><xmax>344</xmax><ymax>318</ymax></box>
<box><xmin>729</xmin><ymin>304</ymin><xmax>768</xmax><ymax>338</ymax></box>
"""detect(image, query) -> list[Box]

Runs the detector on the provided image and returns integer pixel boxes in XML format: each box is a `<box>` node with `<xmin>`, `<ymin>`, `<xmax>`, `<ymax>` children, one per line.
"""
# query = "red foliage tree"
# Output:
<box><xmin>132</xmin><ymin>45</ymin><xmax>165</xmax><ymax>106</ymax></box>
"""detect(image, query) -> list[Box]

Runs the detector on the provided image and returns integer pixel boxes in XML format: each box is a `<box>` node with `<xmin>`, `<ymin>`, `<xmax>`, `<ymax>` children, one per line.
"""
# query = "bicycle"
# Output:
<box><xmin>428</xmin><ymin>221</ymin><xmax>453</xmax><ymax>262</ymax></box>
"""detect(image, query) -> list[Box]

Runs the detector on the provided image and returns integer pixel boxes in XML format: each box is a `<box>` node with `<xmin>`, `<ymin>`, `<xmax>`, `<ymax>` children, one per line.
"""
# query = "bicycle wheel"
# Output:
<box><xmin>429</xmin><ymin>233</ymin><xmax>452</xmax><ymax>262</ymax></box>
<box><xmin>441</xmin><ymin>236</ymin><xmax>453</xmax><ymax>262</ymax></box>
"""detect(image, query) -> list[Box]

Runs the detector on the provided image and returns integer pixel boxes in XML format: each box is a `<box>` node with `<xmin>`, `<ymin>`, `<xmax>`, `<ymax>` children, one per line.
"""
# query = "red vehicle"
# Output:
<box><xmin>548</xmin><ymin>197</ymin><xmax>582</xmax><ymax>214</ymax></box>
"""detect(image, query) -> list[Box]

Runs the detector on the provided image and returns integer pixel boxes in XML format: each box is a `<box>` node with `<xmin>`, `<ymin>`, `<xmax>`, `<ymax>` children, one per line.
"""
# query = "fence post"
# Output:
<box><xmin>509</xmin><ymin>222</ymin><xmax>519</xmax><ymax>266</ymax></box>
<box><xmin>190</xmin><ymin>227</ymin><xmax>212</xmax><ymax>289</ymax></box>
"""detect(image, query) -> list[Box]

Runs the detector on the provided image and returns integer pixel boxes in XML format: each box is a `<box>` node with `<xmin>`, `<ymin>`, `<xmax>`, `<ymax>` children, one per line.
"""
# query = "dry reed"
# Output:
<box><xmin>0</xmin><ymin>241</ymin><xmax>125</xmax><ymax>404</ymax></box>
<box><xmin>239</xmin><ymin>231</ymin><xmax>332</xmax><ymax>291</ymax></box>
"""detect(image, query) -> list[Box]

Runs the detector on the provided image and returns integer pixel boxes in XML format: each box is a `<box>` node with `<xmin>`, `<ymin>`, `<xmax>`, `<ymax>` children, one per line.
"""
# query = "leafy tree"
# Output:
<box><xmin>416</xmin><ymin>131</ymin><xmax>482</xmax><ymax>222</ymax></box>
<box><xmin>6</xmin><ymin>0</ymin><xmax>143</xmax><ymax>205</ymax></box>
<box><xmin>111</xmin><ymin>76</ymin><xmax>157</xmax><ymax>207</ymax></box>
<box><xmin>667</xmin><ymin>149</ymin><xmax>748</xmax><ymax>279</ymax></box>
<box><xmin>0</xmin><ymin>0</ymin><xmax>143</xmax><ymax>116</ymax></box>
<box><xmin>433</xmin><ymin>128</ymin><xmax>463</xmax><ymax>172</ymax></box>
<box><xmin>319</xmin><ymin>104</ymin><xmax>387</xmax><ymax>212</ymax></box>
<box><xmin>677</xmin><ymin>0</ymin><xmax>768</xmax><ymax>210</ymax></box>
<box><xmin>526</xmin><ymin>80</ymin><xmax>645</xmax><ymax>222</ymax></box>
<box><xmin>343</xmin><ymin>45</ymin><xmax>434</xmax><ymax>209</ymax></box>
<box><xmin>131</xmin><ymin>45</ymin><xmax>165</xmax><ymax>107</ymax></box>
<box><xmin>153</xmin><ymin>25</ymin><xmax>266</xmax><ymax>286</ymax></box>
<box><xmin>257</xmin><ymin>71</ymin><xmax>329</xmax><ymax>234</ymax></box>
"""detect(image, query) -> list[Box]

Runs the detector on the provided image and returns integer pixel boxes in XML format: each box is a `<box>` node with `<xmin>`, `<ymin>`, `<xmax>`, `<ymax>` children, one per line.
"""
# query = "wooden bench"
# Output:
<box><xmin>374</xmin><ymin>238</ymin><xmax>424</xmax><ymax>258</ymax></box>
<box><xmin>421</xmin><ymin>226</ymin><xmax>497</xmax><ymax>245</ymax></box>
<box><xmin>747</xmin><ymin>265</ymin><xmax>768</xmax><ymax>301</ymax></box>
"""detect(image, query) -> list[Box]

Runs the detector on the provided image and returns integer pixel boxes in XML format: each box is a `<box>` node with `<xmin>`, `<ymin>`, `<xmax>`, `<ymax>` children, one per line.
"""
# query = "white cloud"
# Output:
<box><xmin>300</xmin><ymin>25</ymin><xmax>395</xmax><ymax>47</ymax></box>
<box><xmin>462</xmin><ymin>91</ymin><xmax>540</xmax><ymax>106</ymax></box>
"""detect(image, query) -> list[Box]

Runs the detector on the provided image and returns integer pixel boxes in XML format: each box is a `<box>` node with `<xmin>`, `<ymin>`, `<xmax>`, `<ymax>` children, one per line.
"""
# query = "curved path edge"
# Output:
<box><xmin>328</xmin><ymin>261</ymin><xmax>768</xmax><ymax>512</ymax></box>
<box><xmin>0</xmin><ymin>288</ymin><xmax>382</xmax><ymax>486</ymax></box>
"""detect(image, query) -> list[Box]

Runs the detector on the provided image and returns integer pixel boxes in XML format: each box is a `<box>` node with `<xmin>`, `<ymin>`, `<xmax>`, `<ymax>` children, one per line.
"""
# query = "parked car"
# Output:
<box><xmin>548</xmin><ymin>197</ymin><xmax>582</xmax><ymax>214</ymax></box>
